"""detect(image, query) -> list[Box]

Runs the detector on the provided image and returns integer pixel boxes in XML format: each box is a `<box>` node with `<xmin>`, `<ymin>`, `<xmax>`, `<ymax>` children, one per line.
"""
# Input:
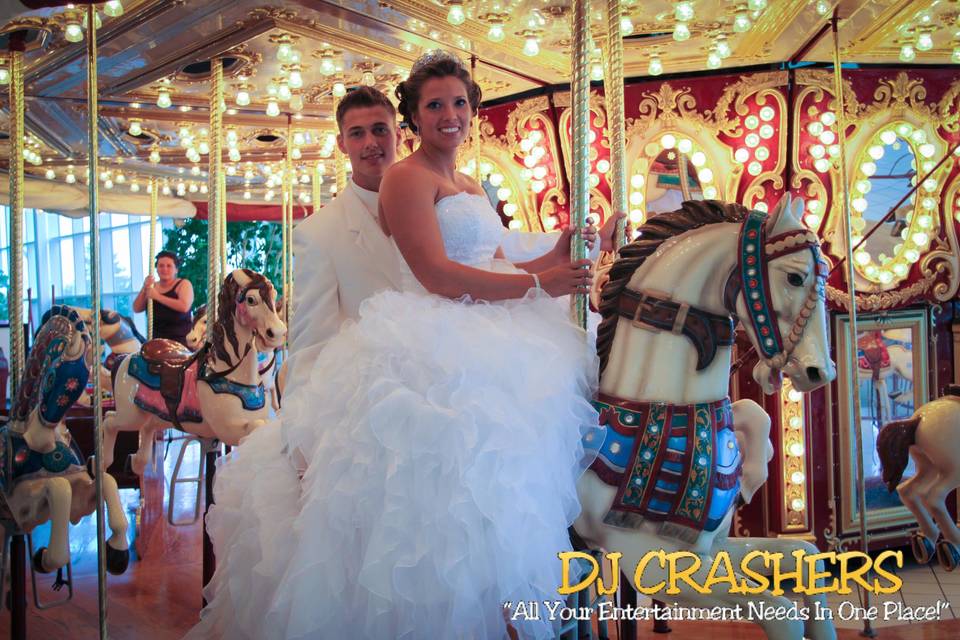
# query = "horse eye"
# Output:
<box><xmin>787</xmin><ymin>273</ymin><xmax>805</xmax><ymax>287</ymax></box>
<box><xmin>246</xmin><ymin>296</ymin><xmax>257</xmax><ymax>305</ymax></box>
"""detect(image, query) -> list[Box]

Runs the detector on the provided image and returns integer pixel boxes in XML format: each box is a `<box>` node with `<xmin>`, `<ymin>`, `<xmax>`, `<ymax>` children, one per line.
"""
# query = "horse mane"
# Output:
<box><xmin>210</xmin><ymin>269</ymin><xmax>271</xmax><ymax>365</ymax></box>
<box><xmin>596</xmin><ymin>200</ymin><xmax>750</xmax><ymax>375</ymax></box>
<box><xmin>876</xmin><ymin>415</ymin><xmax>920</xmax><ymax>492</ymax></box>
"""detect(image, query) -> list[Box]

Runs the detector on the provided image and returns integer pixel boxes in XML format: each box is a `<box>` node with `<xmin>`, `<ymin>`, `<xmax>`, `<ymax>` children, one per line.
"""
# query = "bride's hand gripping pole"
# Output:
<box><xmin>570</xmin><ymin>0</ymin><xmax>591</xmax><ymax>329</ymax></box>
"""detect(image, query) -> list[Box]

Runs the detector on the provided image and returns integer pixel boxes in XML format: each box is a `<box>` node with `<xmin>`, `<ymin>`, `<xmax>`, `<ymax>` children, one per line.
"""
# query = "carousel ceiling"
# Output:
<box><xmin>0</xmin><ymin>0</ymin><xmax>957</xmax><ymax>207</ymax></box>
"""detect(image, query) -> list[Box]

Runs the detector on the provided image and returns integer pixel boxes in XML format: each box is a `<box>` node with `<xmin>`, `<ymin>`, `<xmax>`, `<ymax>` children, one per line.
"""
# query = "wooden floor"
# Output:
<box><xmin>2</xmin><ymin>436</ymin><xmax>960</xmax><ymax>639</ymax></box>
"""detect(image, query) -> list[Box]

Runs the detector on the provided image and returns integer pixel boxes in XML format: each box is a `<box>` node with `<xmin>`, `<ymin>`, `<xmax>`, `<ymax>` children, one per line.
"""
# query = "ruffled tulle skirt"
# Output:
<box><xmin>187</xmin><ymin>286</ymin><xmax>599</xmax><ymax>640</ymax></box>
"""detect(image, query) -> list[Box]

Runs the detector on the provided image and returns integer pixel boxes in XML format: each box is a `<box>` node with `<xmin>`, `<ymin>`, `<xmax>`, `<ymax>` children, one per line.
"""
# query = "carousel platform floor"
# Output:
<box><xmin>2</xmin><ymin>436</ymin><xmax>959</xmax><ymax>639</ymax></box>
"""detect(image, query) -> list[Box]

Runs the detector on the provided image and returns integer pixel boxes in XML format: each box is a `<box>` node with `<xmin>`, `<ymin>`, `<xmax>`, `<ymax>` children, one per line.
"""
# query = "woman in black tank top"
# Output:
<box><xmin>133</xmin><ymin>250</ymin><xmax>195</xmax><ymax>346</ymax></box>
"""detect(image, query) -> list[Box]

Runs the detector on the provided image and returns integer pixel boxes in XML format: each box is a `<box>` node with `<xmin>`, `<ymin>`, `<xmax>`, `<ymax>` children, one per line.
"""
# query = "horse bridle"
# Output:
<box><xmin>617</xmin><ymin>209</ymin><xmax>825</xmax><ymax>376</ymax></box>
<box><xmin>722</xmin><ymin>209</ymin><xmax>826</xmax><ymax>375</ymax></box>
<box><xmin>201</xmin><ymin>283</ymin><xmax>277</xmax><ymax>381</ymax></box>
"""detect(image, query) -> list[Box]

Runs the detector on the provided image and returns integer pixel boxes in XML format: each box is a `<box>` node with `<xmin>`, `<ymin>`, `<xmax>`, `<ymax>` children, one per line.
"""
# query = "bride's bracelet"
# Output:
<box><xmin>530</xmin><ymin>273</ymin><xmax>541</xmax><ymax>291</ymax></box>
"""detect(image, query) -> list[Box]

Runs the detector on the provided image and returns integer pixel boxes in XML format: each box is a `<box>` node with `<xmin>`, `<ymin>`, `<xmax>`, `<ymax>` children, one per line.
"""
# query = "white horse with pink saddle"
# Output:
<box><xmin>101</xmin><ymin>269</ymin><xmax>286</xmax><ymax>475</ymax></box>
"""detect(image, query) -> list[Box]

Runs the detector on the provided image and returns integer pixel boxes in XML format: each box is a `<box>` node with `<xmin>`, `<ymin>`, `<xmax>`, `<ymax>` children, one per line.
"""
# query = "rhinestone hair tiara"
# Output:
<box><xmin>410</xmin><ymin>49</ymin><xmax>467</xmax><ymax>75</ymax></box>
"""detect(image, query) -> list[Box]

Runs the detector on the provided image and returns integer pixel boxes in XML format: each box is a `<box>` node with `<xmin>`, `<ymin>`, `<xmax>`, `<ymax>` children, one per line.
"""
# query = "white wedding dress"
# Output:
<box><xmin>186</xmin><ymin>193</ymin><xmax>599</xmax><ymax>640</ymax></box>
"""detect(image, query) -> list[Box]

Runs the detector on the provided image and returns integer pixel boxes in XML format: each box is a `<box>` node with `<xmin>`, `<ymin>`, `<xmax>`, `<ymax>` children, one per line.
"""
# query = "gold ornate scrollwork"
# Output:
<box><xmin>632</xmin><ymin>83</ymin><xmax>705</xmax><ymax>128</ymax></box>
<box><xmin>710</xmin><ymin>71</ymin><xmax>787</xmax><ymax>136</ymax></box>
<box><xmin>938</xmin><ymin>78</ymin><xmax>960</xmax><ymax>133</ymax></box>
<box><xmin>863</xmin><ymin>72</ymin><xmax>936</xmax><ymax>121</ymax></box>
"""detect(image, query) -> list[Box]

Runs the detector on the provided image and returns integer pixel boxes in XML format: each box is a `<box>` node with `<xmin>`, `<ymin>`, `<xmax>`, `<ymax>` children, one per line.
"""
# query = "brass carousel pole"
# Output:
<box><xmin>85</xmin><ymin>5</ymin><xmax>109</xmax><ymax>638</ymax></box>
<box><xmin>283</xmin><ymin>116</ymin><xmax>293</xmax><ymax>345</ymax></box>
<box><xmin>832</xmin><ymin>12</ymin><xmax>873</xmax><ymax>637</ymax></box>
<box><xmin>147</xmin><ymin>178</ymin><xmax>158</xmax><ymax>339</ymax></box>
<box><xmin>333</xmin><ymin>95</ymin><xmax>347</xmax><ymax>193</ymax></box>
<box><xmin>206</xmin><ymin>57</ymin><xmax>223</xmax><ymax>343</ymax></box>
<box><xmin>603</xmin><ymin>0</ymin><xmax>628</xmax><ymax>250</ymax></box>
<box><xmin>312</xmin><ymin>161</ymin><xmax>322</xmax><ymax>217</ymax></box>
<box><xmin>570</xmin><ymin>0</ymin><xmax>590</xmax><ymax>329</ymax></box>
<box><xmin>470</xmin><ymin>55</ymin><xmax>481</xmax><ymax>179</ymax></box>
<box><xmin>7</xmin><ymin>31</ymin><xmax>28</xmax><ymax>640</ymax></box>
<box><xmin>220</xmin><ymin>171</ymin><xmax>227</xmax><ymax>277</ymax></box>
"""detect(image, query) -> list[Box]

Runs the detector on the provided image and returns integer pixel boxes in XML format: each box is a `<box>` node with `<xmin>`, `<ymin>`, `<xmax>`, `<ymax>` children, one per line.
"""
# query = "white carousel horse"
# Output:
<box><xmin>0</xmin><ymin>306</ymin><xmax>130</xmax><ymax>577</ymax></box>
<box><xmin>187</xmin><ymin>300</ymin><xmax>283</xmax><ymax>411</ymax></box>
<box><xmin>877</xmin><ymin>387</ymin><xmax>960</xmax><ymax>571</ymax></box>
<box><xmin>575</xmin><ymin>195</ymin><xmax>836</xmax><ymax>640</ymax></box>
<box><xmin>101</xmin><ymin>269</ymin><xmax>286</xmax><ymax>475</ymax></box>
<box><xmin>73</xmin><ymin>307</ymin><xmax>146</xmax><ymax>403</ymax></box>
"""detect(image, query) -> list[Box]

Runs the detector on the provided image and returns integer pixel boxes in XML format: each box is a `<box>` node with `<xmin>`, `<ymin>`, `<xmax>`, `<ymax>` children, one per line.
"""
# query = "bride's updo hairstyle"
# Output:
<box><xmin>396</xmin><ymin>50</ymin><xmax>482</xmax><ymax>134</ymax></box>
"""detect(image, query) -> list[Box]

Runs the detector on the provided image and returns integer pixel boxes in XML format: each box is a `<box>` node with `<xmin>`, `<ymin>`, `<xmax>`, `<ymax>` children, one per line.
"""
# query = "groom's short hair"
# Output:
<box><xmin>336</xmin><ymin>86</ymin><xmax>397</xmax><ymax>129</ymax></box>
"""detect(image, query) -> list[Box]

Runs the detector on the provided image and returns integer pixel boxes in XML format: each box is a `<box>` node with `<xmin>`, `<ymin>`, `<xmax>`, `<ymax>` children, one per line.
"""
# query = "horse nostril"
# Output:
<box><xmin>266</xmin><ymin>329</ymin><xmax>274</xmax><ymax>339</ymax></box>
<box><xmin>806</xmin><ymin>366</ymin><xmax>822</xmax><ymax>383</ymax></box>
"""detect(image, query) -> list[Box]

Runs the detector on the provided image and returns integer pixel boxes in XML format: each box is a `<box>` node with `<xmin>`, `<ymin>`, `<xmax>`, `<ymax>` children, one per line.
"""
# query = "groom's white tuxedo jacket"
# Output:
<box><xmin>286</xmin><ymin>180</ymin><xmax>558</xmax><ymax>395</ymax></box>
<box><xmin>286</xmin><ymin>181</ymin><xmax>400</xmax><ymax>393</ymax></box>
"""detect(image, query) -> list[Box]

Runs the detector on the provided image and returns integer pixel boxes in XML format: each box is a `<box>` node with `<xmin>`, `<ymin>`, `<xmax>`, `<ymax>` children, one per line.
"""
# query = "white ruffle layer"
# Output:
<box><xmin>188</xmin><ymin>287</ymin><xmax>599</xmax><ymax>640</ymax></box>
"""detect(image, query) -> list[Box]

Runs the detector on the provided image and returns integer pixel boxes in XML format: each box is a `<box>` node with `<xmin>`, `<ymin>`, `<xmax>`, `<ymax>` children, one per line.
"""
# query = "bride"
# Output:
<box><xmin>188</xmin><ymin>51</ymin><xmax>599</xmax><ymax>640</ymax></box>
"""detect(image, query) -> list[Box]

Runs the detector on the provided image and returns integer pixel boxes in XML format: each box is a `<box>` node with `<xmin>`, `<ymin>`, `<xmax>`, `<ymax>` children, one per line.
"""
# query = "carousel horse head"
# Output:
<box><xmin>74</xmin><ymin>307</ymin><xmax>145</xmax><ymax>347</ymax></box>
<box><xmin>732</xmin><ymin>195</ymin><xmax>835</xmax><ymax>393</ymax></box>
<box><xmin>185</xmin><ymin>304</ymin><xmax>207</xmax><ymax>351</ymax></box>
<box><xmin>597</xmin><ymin>194</ymin><xmax>834</xmax><ymax>397</ymax></box>
<box><xmin>14</xmin><ymin>306</ymin><xmax>93</xmax><ymax>444</ymax></box>
<box><xmin>211</xmin><ymin>269</ymin><xmax>286</xmax><ymax>361</ymax></box>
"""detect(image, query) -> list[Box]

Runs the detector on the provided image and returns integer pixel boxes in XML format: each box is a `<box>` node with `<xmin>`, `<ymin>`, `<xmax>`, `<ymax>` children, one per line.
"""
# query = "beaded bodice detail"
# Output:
<box><xmin>435</xmin><ymin>192</ymin><xmax>505</xmax><ymax>266</ymax></box>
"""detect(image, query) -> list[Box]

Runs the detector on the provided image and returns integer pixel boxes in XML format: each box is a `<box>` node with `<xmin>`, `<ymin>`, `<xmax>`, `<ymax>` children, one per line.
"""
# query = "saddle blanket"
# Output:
<box><xmin>584</xmin><ymin>394</ymin><xmax>742</xmax><ymax>543</ymax></box>
<box><xmin>128</xmin><ymin>354</ymin><xmax>203</xmax><ymax>424</ymax></box>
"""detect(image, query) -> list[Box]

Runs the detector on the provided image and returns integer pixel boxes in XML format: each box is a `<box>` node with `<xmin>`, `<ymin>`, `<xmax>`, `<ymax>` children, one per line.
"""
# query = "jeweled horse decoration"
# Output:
<box><xmin>0</xmin><ymin>306</ymin><xmax>130</xmax><ymax>577</ymax></box>
<box><xmin>102</xmin><ymin>269</ymin><xmax>286</xmax><ymax>474</ymax></box>
<box><xmin>877</xmin><ymin>386</ymin><xmax>960</xmax><ymax>571</ymax></box>
<box><xmin>74</xmin><ymin>307</ymin><xmax>146</xmax><ymax>402</ymax></box>
<box><xmin>575</xmin><ymin>196</ymin><xmax>837</xmax><ymax>640</ymax></box>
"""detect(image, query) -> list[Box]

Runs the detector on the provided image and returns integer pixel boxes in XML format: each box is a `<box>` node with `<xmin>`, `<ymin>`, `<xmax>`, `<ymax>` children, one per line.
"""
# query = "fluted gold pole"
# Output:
<box><xmin>8</xmin><ymin>48</ymin><xmax>24</xmax><ymax>401</ymax></box>
<box><xmin>333</xmin><ymin>96</ymin><xmax>347</xmax><ymax>193</ymax></box>
<box><xmin>147</xmin><ymin>178</ymin><xmax>158</xmax><ymax>339</ymax></box>
<box><xmin>570</xmin><ymin>0</ymin><xmax>590</xmax><ymax>329</ymax></box>
<box><xmin>283</xmin><ymin>119</ymin><xmax>293</xmax><ymax>341</ymax></box>
<box><xmin>470</xmin><ymin>55</ymin><xmax>481</xmax><ymax>180</ymax></box>
<box><xmin>603</xmin><ymin>0</ymin><xmax>628</xmax><ymax>250</ymax></box>
<box><xmin>206</xmin><ymin>57</ymin><xmax>223</xmax><ymax>342</ymax></box>
<box><xmin>832</xmin><ymin>11</ymin><xmax>872</xmax><ymax>637</ymax></box>
<box><xmin>312</xmin><ymin>161</ymin><xmax>322</xmax><ymax>216</ymax></box>
<box><xmin>220</xmin><ymin>171</ymin><xmax>227</xmax><ymax>276</ymax></box>
<box><xmin>85</xmin><ymin>6</ymin><xmax>108</xmax><ymax>638</ymax></box>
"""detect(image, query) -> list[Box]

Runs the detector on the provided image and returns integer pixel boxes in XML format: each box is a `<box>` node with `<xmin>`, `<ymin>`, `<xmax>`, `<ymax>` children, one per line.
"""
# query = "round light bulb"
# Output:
<box><xmin>487</xmin><ymin>24</ymin><xmax>505</xmax><ymax>43</ymax></box>
<box><xmin>620</xmin><ymin>16</ymin><xmax>634</xmax><ymax>36</ymax></box>
<box><xmin>734</xmin><ymin>148</ymin><xmax>750</xmax><ymax>163</ymax></box>
<box><xmin>65</xmin><ymin>21</ymin><xmax>84</xmax><ymax>43</ymax></box>
<box><xmin>446</xmin><ymin>4</ymin><xmax>465</xmax><ymax>26</ymax></box>
<box><xmin>266</xmin><ymin>99</ymin><xmax>280</xmax><ymax>117</ymax></box>
<box><xmin>103</xmin><ymin>1</ymin><xmax>124</xmax><ymax>18</ymax></box>
<box><xmin>45</xmin><ymin>168</ymin><xmax>55</xmax><ymax>180</ymax></box>
<box><xmin>128</xmin><ymin>120</ymin><xmax>142</xmax><ymax>136</ymax></box>
<box><xmin>916</xmin><ymin>32</ymin><xmax>933</xmax><ymax>52</ymax></box>
<box><xmin>648</xmin><ymin>55</ymin><xmax>663</xmax><ymax>76</ymax></box>
<box><xmin>733</xmin><ymin>12</ymin><xmax>752</xmax><ymax>33</ymax></box>
<box><xmin>673</xmin><ymin>22</ymin><xmax>691</xmax><ymax>42</ymax></box>
<box><xmin>277</xmin><ymin>43</ymin><xmax>292</xmax><ymax>62</ymax></box>
<box><xmin>149</xmin><ymin>148</ymin><xmax>161</xmax><ymax>163</ymax></box>
<box><xmin>815</xmin><ymin>0</ymin><xmax>830</xmax><ymax>16</ymax></box>
<box><xmin>0</xmin><ymin>68</ymin><xmax>8</xmax><ymax>85</ymax></box>
<box><xmin>288</xmin><ymin>70</ymin><xmax>303</xmax><ymax>89</ymax></box>
<box><xmin>900</xmin><ymin>44</ymin><xmax>916</xmax><ymax>62</ymax></box>
<box><xmin>748</xmin><ymin>0</ymin><xmax>768</xmax><ymax>10</ymax></box>
<box><xmin>716</xmin><ymin>37</ymin><xmax>731</xmax><ymax>58</ymax></box>
<box><xmin>523</xmin><ymin>36</ymin><xmax>540</xmax><ymax>57</ymax></box>
<box><xmin>65</xmin><ymin>172</ymin><xmax>76</xmax><ymax>184</ymax></box>
<box><xmin>157</xmin><ymin>89</ymin><xmax>172</xmax><ymax>109</ymax></box>
<box><xmin>707</xmin><ymin>51</ymin><xmax>722</xmax><ymax>69</ymax></box>
<box><xmin>675</xmin><ymin>1</ymin><xmax>695</xmax><ymax>21</ymax></box>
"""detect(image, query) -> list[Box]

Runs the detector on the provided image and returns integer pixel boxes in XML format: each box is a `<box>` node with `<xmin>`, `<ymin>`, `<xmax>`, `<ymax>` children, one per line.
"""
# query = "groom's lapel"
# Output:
<box><xmin>340</xmin><ymin>183</ymin><xmax>403</xmax><ymax>289</ymax></box>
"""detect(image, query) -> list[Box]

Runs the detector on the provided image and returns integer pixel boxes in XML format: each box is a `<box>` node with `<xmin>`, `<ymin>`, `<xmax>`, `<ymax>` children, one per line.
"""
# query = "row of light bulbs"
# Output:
<box><xmin>60</xmin><ymin>1</ymin><xmax>124</xmax><ymax>43</ymax></box>
<box><xmin>782</xmin><ymin>381</ymin><xmax>808</xmax><ymax>516</ymax></box>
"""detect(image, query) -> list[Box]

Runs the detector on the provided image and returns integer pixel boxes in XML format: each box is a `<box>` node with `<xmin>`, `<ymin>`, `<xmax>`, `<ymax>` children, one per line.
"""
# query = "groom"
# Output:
<box><xmin>285</xmin><ymin>86</ymin><xmax>621</xmax><ymax>400</ymax></box>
